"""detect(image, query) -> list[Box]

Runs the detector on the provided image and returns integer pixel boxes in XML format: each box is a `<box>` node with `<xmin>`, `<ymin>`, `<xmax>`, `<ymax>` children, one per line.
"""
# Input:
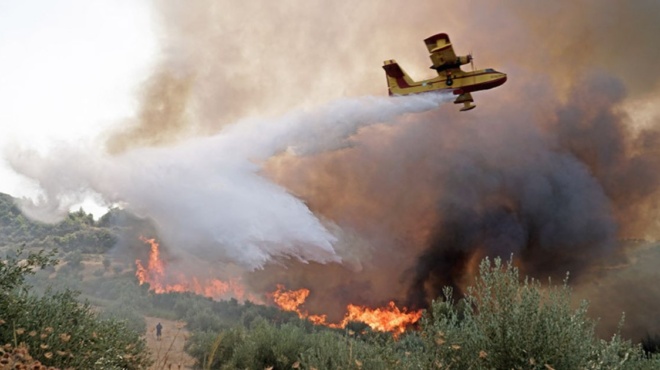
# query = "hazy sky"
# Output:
<box><xmin>0</xmin><ymin>0</ymin><xmax>155</xmax><ymax>208</ymax></box>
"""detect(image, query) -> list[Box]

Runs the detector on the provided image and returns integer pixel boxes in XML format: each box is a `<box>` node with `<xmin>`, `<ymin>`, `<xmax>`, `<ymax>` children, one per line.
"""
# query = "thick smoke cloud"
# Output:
<box><xmin>550</xmin><ymin>74</ymin><xmax>660</xmax><ymax>238</ymax></box>
<box><xmin>409</xmin><ymin>72</ymin><xmax>660</xmax><ymax>306</ymax></box>
<box><xmin>262</xmin><ymin>71</ymin><xmax>659</xmax><ymax>336</ymax></box>
<box><xmin>406</xmin><ymin>93</ymin><xmax>619</xmax><ymax>307</ymax></box>
<box><xmin>106</xmin><ymin>67</ymin><xmax>194</xmax><ymax>154</ymax></box>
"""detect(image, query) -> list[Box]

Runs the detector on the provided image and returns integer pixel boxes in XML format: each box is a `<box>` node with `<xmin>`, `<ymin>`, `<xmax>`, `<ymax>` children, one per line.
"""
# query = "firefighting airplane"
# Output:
<box><xmin>383</xmin><ymin>33</ymin><xmax>507</xmax><ymax>111</ymax></box>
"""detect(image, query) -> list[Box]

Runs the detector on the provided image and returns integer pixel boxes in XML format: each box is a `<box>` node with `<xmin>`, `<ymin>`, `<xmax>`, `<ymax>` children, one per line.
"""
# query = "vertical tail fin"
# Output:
<box><xmin>382</xmin><ymin>60</ymin><xmax>415</xmax><ymax>95</ymax></box>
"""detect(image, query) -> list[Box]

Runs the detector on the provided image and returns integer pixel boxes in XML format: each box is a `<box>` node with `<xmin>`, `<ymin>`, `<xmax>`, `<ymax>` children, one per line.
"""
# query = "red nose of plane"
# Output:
<box><xmin>496</xmin><ymin>73</ymin><xmax>507</xmax><ymax>87</ymax></box>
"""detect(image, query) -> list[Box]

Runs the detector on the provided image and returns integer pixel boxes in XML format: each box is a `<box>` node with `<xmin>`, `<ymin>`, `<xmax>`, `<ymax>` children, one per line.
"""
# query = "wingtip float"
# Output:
<box><xmin>383</xmin><ymin>33</ymin><xmax>507</xmax><ymax>112</ymax></box>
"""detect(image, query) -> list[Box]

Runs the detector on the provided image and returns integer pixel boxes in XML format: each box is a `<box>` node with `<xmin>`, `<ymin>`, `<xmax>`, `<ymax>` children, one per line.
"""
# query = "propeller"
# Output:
<box><xmin>469</xmin><ymin>52</ymin><xmax>476</xmax><ymax>85</ymax></box>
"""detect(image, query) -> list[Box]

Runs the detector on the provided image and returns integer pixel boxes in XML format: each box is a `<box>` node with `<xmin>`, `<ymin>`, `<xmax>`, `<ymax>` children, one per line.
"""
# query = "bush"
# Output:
<box><xmin>101</xmin><ymin>302</ymin><xmax>148</xmax><ymax>335</ymax></box>
<box><xmin>0</xmin><ymin>248</ymin><xmax>151</xmax><ymax>369</ymax></box>
<box><xmin>189</xmin><ymin>317</ymin><xmax>401</xmax><ymax>370</ymax></box>
<box><xmin>642</xmin><ymin>333</ymin><xmax>660</xmax><ymax>358</ymax></box>
<box><xmin>418</xmin><ymin>256</ymin><xmax>658</xmax><ymax>369</ymax></box>
<box><xmin>2</xmin><ymin>290</ymin><xmax>151</xmax><ymax>369</ymax></box>
<box><xmin>64</xmin><ymin>250</ymin><xmax>83</xmax><ymax>270</ymax></box>
<box><xmin>1</xmin><ymin>248</ymin><xmax>56</xmax><ymax>292</ymax></box>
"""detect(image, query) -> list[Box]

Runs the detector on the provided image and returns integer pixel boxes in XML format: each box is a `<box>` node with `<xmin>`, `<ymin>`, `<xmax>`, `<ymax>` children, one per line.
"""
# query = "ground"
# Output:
<box><xmin>144</xmin><ymin>316</ymin><xmax>196</xmax><ymax>370</ymax></box>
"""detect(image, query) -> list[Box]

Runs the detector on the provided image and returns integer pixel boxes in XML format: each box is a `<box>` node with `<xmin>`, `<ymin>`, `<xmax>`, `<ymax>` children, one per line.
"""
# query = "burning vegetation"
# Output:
<box><xmin>135</xmin><ymin>237</ymin><xmax>422</xmax><ymax>336</ymax></box>
<box><xmin>270</xmin><ymin>284</ymin><xmax>422</xmax><ymax>335</ymax></box>
<box><xmin>135</xmin><ymin>237</ymin><xmax>245</xmax><ymax>300</ymax></box>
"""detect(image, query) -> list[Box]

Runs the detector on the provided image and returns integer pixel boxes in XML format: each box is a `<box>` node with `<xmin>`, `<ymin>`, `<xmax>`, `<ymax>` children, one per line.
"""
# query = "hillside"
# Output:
<box><xmin>2</xmin><ymin>192</ymin><xmax>660</xmax><ymax>369</ymax></box>
<box><xmin>0</xmin><ymin>192</ymin><xmax>303</xmax><ymax>368</ymax></box>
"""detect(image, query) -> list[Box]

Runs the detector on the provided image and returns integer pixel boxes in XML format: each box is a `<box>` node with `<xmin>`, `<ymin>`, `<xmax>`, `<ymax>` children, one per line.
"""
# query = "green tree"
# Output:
<box><xmin>65</xmin><ymin>250</ymin><xmax>83</xmax><ymax>270</ymax></box>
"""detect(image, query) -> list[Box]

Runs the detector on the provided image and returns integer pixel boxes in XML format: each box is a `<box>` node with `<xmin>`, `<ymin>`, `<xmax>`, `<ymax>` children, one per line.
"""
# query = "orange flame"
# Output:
<box><xmin>135</xmin><ymin>239</ymin><xmax>421</xmax><ymax>335</ymax></box>
<box><xmin>340</xmin><ymin>301</ymin><xmax>422</xmax><ymax>335</ymax></box>
<box><xmin>135</xmin><ymin>236</ymin><xmax>164</xmax><ymax>285</ymax></box>
<box><xmin>270</xmin><ymin>285</ymin><xmax>422</xmax><ymax>336</ymax></box>
<box><xmin>135</xmin><ymin>237</ymin><xmax>246</xmax><ymax>300</ymax></box>
<box><xmin>271</xmin><ymin>284</ymin><xmax>310</xmax><ymax>312</ymax></box>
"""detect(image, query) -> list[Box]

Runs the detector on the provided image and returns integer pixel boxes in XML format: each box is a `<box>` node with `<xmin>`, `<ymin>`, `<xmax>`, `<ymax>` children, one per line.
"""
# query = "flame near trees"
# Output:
<box><xmin>270</xmin><ymin>285</ymin><xmax>423</xmax><ymax>335</ymax></box>
<box><xmin>135</xmin><ymin>237</ymin><xmax>246</xmax><ymax>300</ymax></box>
<box><xmin>135</xmin><ymin>236</ymin><xmax>164</xmax><ymax>284</ymax></box>
<box><xmin>135</xmin><ymin>238</ymin><xmax>422</xmax><ymax>336</ymax></box>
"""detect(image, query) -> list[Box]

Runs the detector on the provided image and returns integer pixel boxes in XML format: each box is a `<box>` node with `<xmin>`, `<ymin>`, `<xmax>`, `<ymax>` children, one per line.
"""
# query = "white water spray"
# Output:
<box><xmin>6</xmin><ymin>93</ymin><xmax>451</xmax><ymax>268</ymax></box>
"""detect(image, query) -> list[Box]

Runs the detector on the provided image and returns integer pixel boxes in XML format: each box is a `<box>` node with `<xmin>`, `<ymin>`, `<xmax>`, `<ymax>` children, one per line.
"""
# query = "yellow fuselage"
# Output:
<box><xmin>384</xmin><ymin>61</ymin><xmax>507</xmax><ymax>97</ymax></box>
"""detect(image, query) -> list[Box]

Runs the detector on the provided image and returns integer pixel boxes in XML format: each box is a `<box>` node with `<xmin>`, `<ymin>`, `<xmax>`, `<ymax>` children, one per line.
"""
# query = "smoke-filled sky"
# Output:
<box><xmin>2</xmin><ymin>0</ymin><xmax>660</xmax><ymax>338</ymax></box>
<box><xmin>0</xmin><ymin>0</ymin><xmax>156</xmax><ymax>209</ymax></box>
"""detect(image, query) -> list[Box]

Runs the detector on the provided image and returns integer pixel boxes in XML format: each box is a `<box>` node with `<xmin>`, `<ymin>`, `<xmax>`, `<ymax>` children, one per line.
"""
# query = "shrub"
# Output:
<box><xmin>101</xmin><ymin>302</ymin><xmax>148</xmax><ymax>334</ymax></box>
<box><xmin>2</xmin><ymin>290</ymin><xmax>151</xmax><ymax>369</ymax></box>
<box><xmin>188</xmin><ymin>317</ymin><xmax>402</xmax><ymax>370</ymax></box>
<box><xmin>0</xmin><ymin>247</ymin><xmax>56</xmax><ymax>293</ymax></box>
<box><xmin>418</xmin><ymin>256</ymin><xmax>659</xmax><ymax>370</ymax></box>
<box><xmin>0</xmin><ymin>247</ymin><xmax>151</xmax><ymax>369</ymax></box>
<box><xmin>642</xmin><ymin>333</ymin><xmax>660</xmax><ymax>358</ymax></box>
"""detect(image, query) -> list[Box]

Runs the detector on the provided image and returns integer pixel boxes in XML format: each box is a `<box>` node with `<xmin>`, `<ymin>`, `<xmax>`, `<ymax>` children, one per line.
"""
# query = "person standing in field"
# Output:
<box><xmin>156</xmin><ymin>322</ymin><xmax>163</xmax><ymax>341</ymax></box>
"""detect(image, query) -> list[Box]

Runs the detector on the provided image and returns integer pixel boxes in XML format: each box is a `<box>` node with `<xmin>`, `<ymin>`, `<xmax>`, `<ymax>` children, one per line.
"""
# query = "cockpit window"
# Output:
<box><xmin>485</xmin><ymin>68</ymin><xmax>495</xmax><ymax>73</ymax></box>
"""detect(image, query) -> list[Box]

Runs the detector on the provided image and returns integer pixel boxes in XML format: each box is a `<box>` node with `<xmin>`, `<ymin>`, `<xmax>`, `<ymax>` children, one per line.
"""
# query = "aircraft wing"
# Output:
<box><xmin>424</xmin><ymin>33</ymin><xmax>460</xmax><ymax>74</ymax></box>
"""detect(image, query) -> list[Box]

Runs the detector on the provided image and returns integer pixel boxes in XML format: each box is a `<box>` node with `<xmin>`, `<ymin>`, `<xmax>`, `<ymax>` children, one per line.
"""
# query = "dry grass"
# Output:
<box><xmin>144</xmin><ymin>317</ymin><xmax>195</xmax><ymax>370</ymax></box>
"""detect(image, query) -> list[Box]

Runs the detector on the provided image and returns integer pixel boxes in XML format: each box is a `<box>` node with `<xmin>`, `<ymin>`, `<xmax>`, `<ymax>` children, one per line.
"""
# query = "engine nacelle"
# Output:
<box><xmin>455</xmin><ymin>55</ymin><xmax>472</xmax><ymax>66</ymax></box>
<box><xmin>431</xmin><ymin>54</ymin><xmax>473</xmax><ymax>72</ymax></box>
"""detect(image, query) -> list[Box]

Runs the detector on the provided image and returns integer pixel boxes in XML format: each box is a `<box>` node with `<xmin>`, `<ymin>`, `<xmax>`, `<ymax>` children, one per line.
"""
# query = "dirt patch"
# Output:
<box><xmin>144</xmin><ymin>316</ymin><xmax>196</xmax><ymax>370</ymax></box>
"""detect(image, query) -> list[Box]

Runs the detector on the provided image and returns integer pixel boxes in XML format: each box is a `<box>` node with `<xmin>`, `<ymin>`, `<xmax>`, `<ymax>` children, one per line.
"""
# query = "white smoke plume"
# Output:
<box><xmin>6</xmin><ymin>92</ymin><xmax>451</xmax><ymax>268</ymax></box>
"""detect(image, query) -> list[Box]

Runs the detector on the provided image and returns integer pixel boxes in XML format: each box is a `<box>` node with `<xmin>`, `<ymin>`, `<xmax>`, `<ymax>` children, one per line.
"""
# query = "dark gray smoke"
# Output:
<box><xmin>264</xmin><ymin>70</ymin><xmax>659</xmax><ymax>339</ymax></box>
<box><xmin>407</xmin><ymin>84</ymin><xmax>620</xmax><ymax>305</ymax></box>
<box><xmin>551</xmin><ymin>74</ymin><xmax>660</xmax><ymax>237</ymax></box>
